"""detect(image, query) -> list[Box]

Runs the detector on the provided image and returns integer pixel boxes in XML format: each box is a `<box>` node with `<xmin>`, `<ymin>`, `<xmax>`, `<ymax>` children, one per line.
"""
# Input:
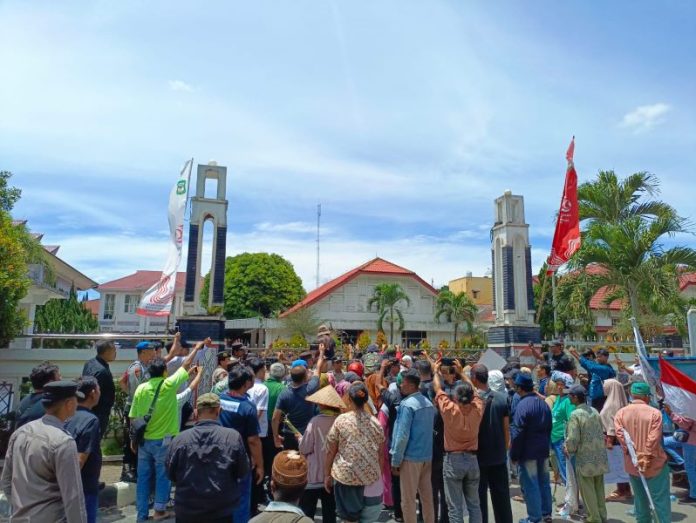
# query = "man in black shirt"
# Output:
<box><xmin>167</xmin><ymin>393</ymin><xmax>250</xmax><ymax>523</ymax></box>
<box><xmin>15</xmin><ymin>362</ymin><xmax>60</xmax><ymax>429</ymax></box>
<box><xmin>82</xmin><ymin>340</ymin><xmax>116</xmax><ymax>437</ymax></box>
<box><xmin>470</xmin><ymin>364</ymin><xmax>513</xmax><ymax>523</ymax></box>
<box><xmin>65</xmin><ymin>376</ymin><xmax>103</xmax><ymax>523</ymax></box>
<box><xmin>533</xmin><ymin>340</ymin><xmax>576</xmax><ymax>376</ymax></box>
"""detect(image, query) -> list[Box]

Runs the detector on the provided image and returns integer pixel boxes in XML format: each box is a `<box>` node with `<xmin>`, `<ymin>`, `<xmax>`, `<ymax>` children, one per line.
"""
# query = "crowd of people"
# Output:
<box><xmin>1</xmin><ymin>330</ymin><xmax>694</xmax><ymax>523</ymax></box>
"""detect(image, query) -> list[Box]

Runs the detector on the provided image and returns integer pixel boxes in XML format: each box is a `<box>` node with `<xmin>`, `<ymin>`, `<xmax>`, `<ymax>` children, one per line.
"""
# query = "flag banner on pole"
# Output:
<box><xmin>660</xmin><ymin>357</ymin><xmax>696</xmax><ymax>420</ymax></box>
<box><xmin>546</xmin><ymin>137</ymin><xmax>581</xmax><ymax>274</ymax></box>
<box><xmin>137</xmin><ymin>159</ymin><xmax>193</xmax><ymax>317</ymax></box>
<box><xmin>623</xmin><ymin>430</ymin><xmax>658</xmax><ymax>515</ymax></box>
<box><xmin>631</xmin><ymin>317</ymin><xmax>661</xmax><ymax>398</ymax></box>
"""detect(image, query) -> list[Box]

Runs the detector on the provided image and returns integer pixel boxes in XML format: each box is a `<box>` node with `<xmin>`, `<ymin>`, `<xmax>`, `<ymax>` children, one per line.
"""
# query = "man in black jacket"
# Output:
<box><xmin>82</xmin><ymin>340</ymin><xmax>116</xmax><ymax>437</ymax></box>
<box><xmin>15</xmin><ymin>361</ymin><xmax>60</xmax><ymax>429</ymax></box>
<box><xmin>166</xmin><ymin>392</ymin><xmax>250</xmax><ymax>523</ymax></box>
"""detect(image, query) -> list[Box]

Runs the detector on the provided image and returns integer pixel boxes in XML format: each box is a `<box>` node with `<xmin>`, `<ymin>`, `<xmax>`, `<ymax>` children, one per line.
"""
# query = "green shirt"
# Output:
<box><xmin>551</xmin><ymin>395</ymin><xmax>575</xmax><ymax>443</ymax></box>
<box><xmin>565</xmin><ymin>404</ymin><xmax>609</xmax><ymax>477</ymax></box>
<box><xmin>264</xmin><ymin>377</ymin><xmax>286</xmax><ymax>423</ymax></box>
<box><xmin>129</xmin><ymin>367</ymin><xmax>190</xmax><ymax>440</ymax></box>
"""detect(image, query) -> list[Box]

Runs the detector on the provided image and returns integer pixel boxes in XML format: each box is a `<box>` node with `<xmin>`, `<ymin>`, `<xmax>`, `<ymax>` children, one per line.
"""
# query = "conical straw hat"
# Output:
<box><xmin>306</xmin><ymin>385</ymin><xmax>346</xmax><ymax>410</ymax></box>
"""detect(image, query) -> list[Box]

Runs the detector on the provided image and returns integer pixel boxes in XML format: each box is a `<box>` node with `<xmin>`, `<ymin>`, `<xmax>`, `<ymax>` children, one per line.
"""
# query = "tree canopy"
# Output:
<box><xmin>367</xmin><ymin>282</ymin><xmax>410</xmax><ymax>344</ymax></box>
<box><xmin>0</xmin><ymin>171</ymin><xmax>45</xmax><ymax>347</ymax></box>
<box><xmin>434</xmin><ymin>289</ymin><xmax>478</xmax><ymax>345</ymax></box>
<box><xmin>34</xmin><ymin>287</ymin><xmax>99</xmax><ymax>347</ymax></box>
<box><xmin>202</xmin><ymin>252</ymin><xmax>306</xmax><ymax>318</ymax></box>
<box><xmin>562</xmin><ymin>170</ymin><xmax>696</xmax><ymax>335</ymax></box>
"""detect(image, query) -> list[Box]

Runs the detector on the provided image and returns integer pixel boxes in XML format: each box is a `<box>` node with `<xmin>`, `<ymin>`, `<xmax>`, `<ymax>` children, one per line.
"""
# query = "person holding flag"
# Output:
<box><xmin>614</xmin><ymin>382</ymin><xmax>672</xmax><ymax>523</ymax></box>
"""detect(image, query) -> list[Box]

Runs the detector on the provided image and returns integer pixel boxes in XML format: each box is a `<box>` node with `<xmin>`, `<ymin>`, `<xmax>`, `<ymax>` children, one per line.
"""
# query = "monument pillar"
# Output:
<box><xmin>183</xmin><ymin>162</ymin><xmax>228</xmax><ymax>315</ymax></box>
<box><xmin>487</xmin><ymin>190</ymin><xmax>541</xmax><ymax>356</ymax></box>
<box><xmin>178</xmin><ymin>162</ymin><xmax>228</xmax><ymax>345</ymax></box>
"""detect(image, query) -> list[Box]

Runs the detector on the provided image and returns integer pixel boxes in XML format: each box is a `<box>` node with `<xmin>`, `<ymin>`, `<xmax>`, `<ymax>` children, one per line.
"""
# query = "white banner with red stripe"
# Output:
<box><xmin>137</xmin><ymin>159</ymin><xmax>193</xmax><ymax>317</ymax></box>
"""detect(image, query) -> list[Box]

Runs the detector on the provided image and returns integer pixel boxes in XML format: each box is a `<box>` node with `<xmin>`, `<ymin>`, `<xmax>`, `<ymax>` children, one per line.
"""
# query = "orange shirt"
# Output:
<box><xmin>614</xmin><ymin>400</ymin><xmax>668</xmax><ymax>478</ymax></box>
<box><xmin>435</xmin><ymin>390</ymin><xmax>484</xmax><ymax>452</ymax></box>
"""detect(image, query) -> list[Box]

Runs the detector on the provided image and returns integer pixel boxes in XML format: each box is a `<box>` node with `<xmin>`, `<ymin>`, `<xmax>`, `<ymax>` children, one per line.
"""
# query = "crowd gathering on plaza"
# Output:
<box><xmin>1</xmin><ymin>328</ymin><xmax>693</xmax><ymax>523</ymax></box>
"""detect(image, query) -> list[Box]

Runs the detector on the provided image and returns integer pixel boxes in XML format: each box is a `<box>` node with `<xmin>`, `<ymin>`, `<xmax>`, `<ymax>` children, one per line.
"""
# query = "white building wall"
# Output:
<box><xmin>99</xmin><ymin>290</ymin><xmax>184</xmax><ymax>334</ymax></box>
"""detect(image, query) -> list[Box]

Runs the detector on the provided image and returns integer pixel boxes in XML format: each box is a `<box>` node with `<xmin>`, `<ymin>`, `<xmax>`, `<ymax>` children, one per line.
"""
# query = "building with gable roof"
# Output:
<box><xmin>9</xmin><ymin>221</ymin><xmax>97</xmax><ymax>348</ymax></box>
<box><xmin>96</xmin><ymin>270</ymin><xmax>188</xmax><ymax>334</ymax></box>
<box><xmin>226</xmin><ymin>257</ymin><xmax>456</xmax><ymax>347</ymax></box>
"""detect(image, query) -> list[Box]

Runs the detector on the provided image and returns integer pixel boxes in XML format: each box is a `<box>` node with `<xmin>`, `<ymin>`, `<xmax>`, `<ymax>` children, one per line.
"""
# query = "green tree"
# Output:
<box><xmin>34</xmin><ymin>286</ymin><xmax>99</xmax><ymax>347</ymax></box>
<box><xmin>367</xmin><ymin>283</ymin><xmax>410</xmax><ymax>344</ymax></box>
<box><xmin>280</xmin><ymin>306</ymin><xmax>321</xmax><ymax>341</ymax></box>
<box><xmin>570</xmin><ymin>171</ymin><xmax>696</xmax><ymax>329</ymax></box>
<box><xmin>0</xmin><ymin>171</ymin><xmax>45</xmax><ymax>347</ymax></box>
<box><xmin>533</xmin><ymin>264</ymin><xmax>555</xmax><ymax>338</ymax></box>
<box><xmin>202</xmin><ymin>252</ymin><xmax>305</xmax><ymax>318</ymax></box>
<box><xmin>434</xmin><ymin>290</ymin><xmax>478</xmax><ymax>345</ymax></box>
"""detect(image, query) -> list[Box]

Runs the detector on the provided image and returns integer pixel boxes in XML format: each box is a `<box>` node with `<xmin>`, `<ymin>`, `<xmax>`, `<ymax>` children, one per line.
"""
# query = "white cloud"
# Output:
<box><xmin>168</xmin><ymin>80</ymin><xmax>193</xmax><ymax>92</ymax></box>
<box><xmin>620</xmin><ymin>103</ymin><xmax>671</xmax><ymax>133</ymax></box>
<box><xmin>255</xmin><ymin>221</ymin><xmax>320</xmax><ymax>234</ymax></box>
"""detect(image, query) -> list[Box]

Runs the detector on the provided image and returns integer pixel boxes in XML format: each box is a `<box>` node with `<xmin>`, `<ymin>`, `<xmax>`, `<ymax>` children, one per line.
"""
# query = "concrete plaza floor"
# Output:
<box><xmin>99</xmin><ymin>479</ymin><xmax>696</xmax><ymax>522</ymax></box>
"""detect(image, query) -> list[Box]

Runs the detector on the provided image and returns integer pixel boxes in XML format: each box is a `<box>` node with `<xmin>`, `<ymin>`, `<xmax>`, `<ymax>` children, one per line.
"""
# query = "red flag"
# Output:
<box><xmin>660</xmin><ymin>357</ymin><xmax>696</xmax><ymax>420</ymax></box>
<box><xmin>546</xmin><ymin>137</ymin><xmax>581</xmax><ymax>274</ymax></box>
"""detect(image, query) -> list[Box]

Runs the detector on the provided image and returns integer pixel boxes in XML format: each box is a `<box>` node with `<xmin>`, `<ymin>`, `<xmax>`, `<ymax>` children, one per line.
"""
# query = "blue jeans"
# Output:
<box><xmin>84</xmin><ymin>493</ymin><xmax>98</xmax><ymax>523</ymax></box>
<box><xmin>443</xmin><ymin>452</ymin><xmax>481</xmax><ymax>523</ymax></box>
<box><xmin>232</xmin><ymin>473</ymin><xmax>252</xmax><ymax>523</ymax></box>
<box><xmin>518</xmin><ymin>458</ymin><xmax>552</xmax><ymax>523</ymax></box>
<box><xmin>685</xmin><ymin>443</ymin><xmax>696</xmax><ymax>498</ymax></box>
<box><xmin>551</xmin><ymin>439</ymin><xmax>567</xmax><ymax>486</ymax></box>
<box><xmin>136</xmin><ymin>438</ymin><xmax>171</xmax><ymax>521</ymax></box>
<box><xmin>663</xmin><ymin>435</ymin><xmax>686</xmax><ymax>467</ymax></box>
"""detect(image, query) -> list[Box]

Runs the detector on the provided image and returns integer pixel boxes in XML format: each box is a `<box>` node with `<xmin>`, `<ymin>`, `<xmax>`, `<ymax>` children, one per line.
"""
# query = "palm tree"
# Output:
<box><xmin>367</xmin><ymin>283</ymin><xmax>411</xmax><ymax>344</ymax></box>
<box><xmin>434</xmin><ymin>290</ymin><xmax>478</xmax><ymax>346</ymax></box>
<box><xmin>280</xmin><ymin>307</ymin><xmax>322</xmax><ymax>341</ymax></box>
<box><xmin>571</xmin><ymin>172</ymin><xmax>696</xmax><ymax>325</ymax></box>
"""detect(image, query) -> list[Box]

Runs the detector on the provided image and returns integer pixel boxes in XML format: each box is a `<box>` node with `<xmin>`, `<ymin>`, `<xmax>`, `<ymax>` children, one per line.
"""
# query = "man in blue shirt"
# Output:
<box><xmin>391</xmin><ymin>368</ymin><xmax>436</xmax><ymax>523</ymax></box>
<box><xmin>510</xmin><ymin>373</ymin><xmax>553</xmax><ymax>523</ymax></box>
<box><xmin>219</xmin><ymin>366</ymin><xmax>264</xmax><ymax>523</ymax></box>
<box><xmin>569</xmin><ymin>347</ymin><xmax>615</xmax><ymax>411</ymax></box>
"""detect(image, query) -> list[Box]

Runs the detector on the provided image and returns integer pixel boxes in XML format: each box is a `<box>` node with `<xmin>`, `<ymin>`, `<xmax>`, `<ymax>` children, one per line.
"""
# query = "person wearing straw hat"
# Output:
<box><xmin>615</xmin><ymin>382</ymin><xmax>671</xmax><ymax>523</ymax></box>
<box><xmin>250</xmin><ymin>451</ymin><xmax>313</xmax><ymax>523</ymax></box>
<box><xmin>297</xmin><ymin>385</ymin><xmax>346</xmax><ymax>523</ymax></box>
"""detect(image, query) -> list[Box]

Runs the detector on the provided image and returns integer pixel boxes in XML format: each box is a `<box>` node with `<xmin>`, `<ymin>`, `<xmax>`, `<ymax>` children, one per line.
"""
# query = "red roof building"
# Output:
<box><xmin>98</xmin><ymin>270</ymin><xmax>187</xmax><ymax>292</ymax></box>
<box><xmin>264</xmin><ymin>257</ymin><xmax>450</xmax><ymax>348</ymax></box>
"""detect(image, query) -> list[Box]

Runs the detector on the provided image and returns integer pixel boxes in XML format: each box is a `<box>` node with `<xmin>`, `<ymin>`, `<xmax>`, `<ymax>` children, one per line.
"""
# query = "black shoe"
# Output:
<box><xmin>679</xmin><ymin>496</ymin><xmax>696</xmax><ymax>504</ymax></box>
<box><xmin>120</xmin><ymin>468</ymin><xmax>137</xmax><ymax>483</ymax></box>
<box><xmin>98</xmin><ymin>481</ymin><xmax>106</xmax><ymax>491</ymax></box>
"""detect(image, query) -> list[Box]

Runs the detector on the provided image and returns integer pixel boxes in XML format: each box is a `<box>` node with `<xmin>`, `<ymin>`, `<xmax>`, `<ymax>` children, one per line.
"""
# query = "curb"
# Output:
<box><xmin>100</xmin><ymin>481</ymin><xmax>136</xmax><ymax>508</ymax></box>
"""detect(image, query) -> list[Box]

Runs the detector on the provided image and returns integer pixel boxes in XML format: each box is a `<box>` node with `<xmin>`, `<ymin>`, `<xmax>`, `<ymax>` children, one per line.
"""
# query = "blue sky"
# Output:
<box><xmin>2</xmin><ymin>1</ymin><xmax>695</xmax><ymax>293</ymax></box>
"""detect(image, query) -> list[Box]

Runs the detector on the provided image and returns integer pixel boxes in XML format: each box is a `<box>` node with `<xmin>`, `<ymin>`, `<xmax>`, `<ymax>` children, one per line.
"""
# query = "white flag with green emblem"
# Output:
<box><xmin>137</xmin><ymin>159</ymin><xmax>193</xmax><ymax>317</ymax></box>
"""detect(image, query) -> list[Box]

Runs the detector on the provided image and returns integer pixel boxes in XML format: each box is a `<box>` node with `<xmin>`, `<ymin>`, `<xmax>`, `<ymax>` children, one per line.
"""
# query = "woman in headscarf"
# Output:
<box><xmin>600</xmin><ymin>378</ymin><xmax>632</xmax><ymax>501</ymax></box>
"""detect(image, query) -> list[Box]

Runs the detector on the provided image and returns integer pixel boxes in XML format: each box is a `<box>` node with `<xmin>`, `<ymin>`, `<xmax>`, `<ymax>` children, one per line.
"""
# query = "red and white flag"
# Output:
<box><xmin>660</xmin><ymin>357</ymin><xmax>696</xmax><ymax>420</ymax></box>
<box><xmin>137</xmin><ymin>159</ymin><xmax>193</xmax><ymax>317</ymax></box>
<box><xmin>546</xmin><ymin>137</ymin><xmax>581</xmax><ymax>274</ymax></box>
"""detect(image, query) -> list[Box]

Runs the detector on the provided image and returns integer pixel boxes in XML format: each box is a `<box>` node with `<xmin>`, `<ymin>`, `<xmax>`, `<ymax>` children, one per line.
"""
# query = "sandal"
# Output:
<box><xmin>153</xmin><ymin>511</ymin><xmax>174</xmax><ymax>521</ymax></box>
<box><xmin>605</xmin><ymin>491</ymin><xmax>631</xmax><ymax>502</ymax></box>
<box><xmin>512</xmin><ymin>494</ymin><xmax>525</xmax><ymax>502</ymax></box>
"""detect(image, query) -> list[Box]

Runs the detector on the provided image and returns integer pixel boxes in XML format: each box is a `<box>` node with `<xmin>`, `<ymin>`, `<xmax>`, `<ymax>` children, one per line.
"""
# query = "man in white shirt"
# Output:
<box><xmin>248</xmin><ymin>357</ymin><xmax>271</xmax><ymax>511</ymax></box>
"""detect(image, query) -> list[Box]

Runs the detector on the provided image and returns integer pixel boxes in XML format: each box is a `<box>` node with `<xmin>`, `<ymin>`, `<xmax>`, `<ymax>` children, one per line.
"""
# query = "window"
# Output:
<box><xmin>124</xmin><ymin>294</ymin><xmax>140</xmax><ymax>314</ymax></box>
<box><xmin>472</xmin><ymin>290</ymin><xmax>480</xmax><ymax>299</ymax></box>
<box><xmin>103</xmin><ymin>294</ymin><xmax>115</xmax><ymax>320</ymax></box>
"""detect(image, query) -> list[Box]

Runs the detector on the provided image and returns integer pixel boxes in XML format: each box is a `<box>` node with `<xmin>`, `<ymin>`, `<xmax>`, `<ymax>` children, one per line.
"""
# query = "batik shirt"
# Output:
<box><xmin>565</xmin><ymin>403</ymin><xmax>609</xmax><ymax>477</ymax></box>
<box><xmin>326</xmin><ymin>410</ymin><xmax>384</xmax><ymax>486</ymax></box>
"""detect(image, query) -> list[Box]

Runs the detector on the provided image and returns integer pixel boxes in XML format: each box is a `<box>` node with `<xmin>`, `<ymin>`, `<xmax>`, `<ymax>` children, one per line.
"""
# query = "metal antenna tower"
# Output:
<box><xmin>316</xmin><ymin>203</ymin><xmax>321</xmax><ymax>288</ymax></box>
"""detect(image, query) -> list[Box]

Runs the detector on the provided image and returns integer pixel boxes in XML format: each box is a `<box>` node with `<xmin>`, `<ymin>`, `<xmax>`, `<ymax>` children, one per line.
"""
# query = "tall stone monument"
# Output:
<box><xmin>177</xmin><ymin>162</ymin><xmax>228</xmax><ymax>344</ymax></box>
<box><xmin>487</xmin><ymin>190</ymin><xmax>541</xmax><ymax>356</ymax></box>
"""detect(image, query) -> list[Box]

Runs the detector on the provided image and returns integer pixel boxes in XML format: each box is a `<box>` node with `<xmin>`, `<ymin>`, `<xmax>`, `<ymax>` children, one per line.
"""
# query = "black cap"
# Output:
<box><xmin>42</xmin><ymin>380</ymin><xmax>85</xmax><ymax>404</ymax></box>
<box><xmin>565</xmin><ymin>384</ymin><xmax>587</xmax><ymax>396</ymax></box>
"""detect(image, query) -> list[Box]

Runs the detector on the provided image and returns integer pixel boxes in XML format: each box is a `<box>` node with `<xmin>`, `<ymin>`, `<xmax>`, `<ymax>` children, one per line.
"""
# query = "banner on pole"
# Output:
<box><xmin>137</xmin><ymin>159</ymin><xmax>193</xmax><ymax>317</ymax></box>
<box><xmin>546</xmin><ymin>137</ymin><xmax>581</xmax><ymax>274</ymax></box>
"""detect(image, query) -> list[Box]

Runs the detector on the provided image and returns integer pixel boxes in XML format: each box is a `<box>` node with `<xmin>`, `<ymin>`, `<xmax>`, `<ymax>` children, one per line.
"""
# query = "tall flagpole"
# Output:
<box><xmin>316</xmin><ymin>203</ymin><xmax>321</xmax><ymax>288</ymax></box>
<box><xmin>552</xmin><ymin>272</ymin><xmax>559</xmax><ymax>338</ymax></box>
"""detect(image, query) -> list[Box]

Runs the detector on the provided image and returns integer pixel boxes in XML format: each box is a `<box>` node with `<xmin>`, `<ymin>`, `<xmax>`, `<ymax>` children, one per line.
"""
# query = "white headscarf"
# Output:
<box><xmin>488</xmin><ymin>370</ymin><xmax>506</xmax><ymax>393</ymax></box>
